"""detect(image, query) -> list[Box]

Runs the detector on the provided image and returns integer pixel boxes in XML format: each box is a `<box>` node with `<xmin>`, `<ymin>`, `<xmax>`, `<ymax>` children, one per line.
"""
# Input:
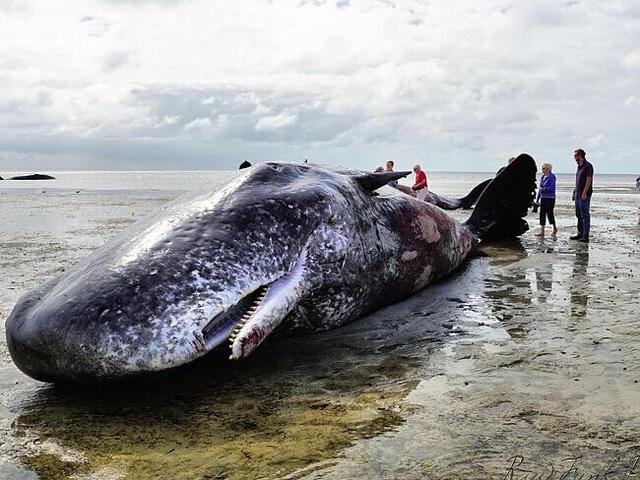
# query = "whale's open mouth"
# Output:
<box><xmin>201</xmin><ymin>285</ymin><xmax>269</xmax><ymax>351</ymax></box>
<box><xmin>228</xmin><ymin>286</ymin><xmax>268</xmax><ymax>346</ymax></box>
<box><xmin>201</xmin><ymin>248</ymin><xmax>309</xmax><ymax>359</ymax></box>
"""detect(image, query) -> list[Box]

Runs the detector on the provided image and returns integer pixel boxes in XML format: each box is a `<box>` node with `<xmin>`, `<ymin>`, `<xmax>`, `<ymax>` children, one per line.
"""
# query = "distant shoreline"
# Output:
<box><xmin>1</xmin><ymin>169</ymin><xmax>638</xmax><ymax>176</ymax></box>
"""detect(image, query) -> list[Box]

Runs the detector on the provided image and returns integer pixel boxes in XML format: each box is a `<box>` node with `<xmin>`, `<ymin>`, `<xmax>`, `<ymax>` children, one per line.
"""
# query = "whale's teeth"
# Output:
<box><xmin>229</xmin><ymin>285</ymin><xmax>268</xmax><ymax>352</ymax></box>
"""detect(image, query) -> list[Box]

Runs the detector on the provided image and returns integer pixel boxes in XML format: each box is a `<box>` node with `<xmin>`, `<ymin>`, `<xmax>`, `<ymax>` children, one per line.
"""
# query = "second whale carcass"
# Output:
<box><xmin>6</xmin><ymin>155</ymin><xmax>536</xmax><ymax>382</ymax></box>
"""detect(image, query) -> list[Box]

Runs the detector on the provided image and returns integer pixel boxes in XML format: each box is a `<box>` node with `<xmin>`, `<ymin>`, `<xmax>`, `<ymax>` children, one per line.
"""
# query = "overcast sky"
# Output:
<box><xmin>1</xmin><ymin>0</ymin><xmax>639</xmax><ymax>173</ymax></box>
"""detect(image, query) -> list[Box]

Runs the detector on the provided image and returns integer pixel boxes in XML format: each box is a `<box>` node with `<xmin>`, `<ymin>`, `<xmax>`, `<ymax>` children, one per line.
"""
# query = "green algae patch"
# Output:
<box><xmin>11</xmin><ymin>348</ymin><xmax>419</xmax><ymax>480</ymax></box>
<box><xmin>22</xmin><ymin>453</ymin><xmax>89</xmax><ymax>480</ymax></box>
<box><xmin>15</xmin><ymin>388</ymin><xmax>411</xmax><ymax>480</ymax></box>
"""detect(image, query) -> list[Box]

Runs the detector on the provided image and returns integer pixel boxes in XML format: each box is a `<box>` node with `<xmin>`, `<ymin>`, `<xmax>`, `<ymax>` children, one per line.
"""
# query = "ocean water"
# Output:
<box><xmin>0</xmin><ymin>170</ymin><xmax>236</xmax><ymax>192</ymax></box>
<box><xmin>0</xmin><ymin>169</ymin><xmax>637</xmax><ymax>196</ymax></box>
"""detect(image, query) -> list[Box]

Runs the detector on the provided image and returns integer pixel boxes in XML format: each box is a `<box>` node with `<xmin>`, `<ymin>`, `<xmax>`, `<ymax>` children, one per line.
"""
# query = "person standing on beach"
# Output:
<box><xmin>385</xmin><ymin>160</ymin><xmax>399</xmax><ymax>188</ymax></box>
<box><xmin>635</xmin><ymin>176</ymin><xmax>640</xmax><ymax>225</ymax></box>
<box><xmin>412</xmin><ymin>164</ymin><xmax>428</xmax><ymax>200</ymax></box>
<box><xmin>571</xmin><ymin>148</ymin><xmax>594</xmax><ymax>242</ymax></box>
<box><xmin>535</xmin><ymin>162</ymin><xmax>557</xmax><ymax>237</ymax></box>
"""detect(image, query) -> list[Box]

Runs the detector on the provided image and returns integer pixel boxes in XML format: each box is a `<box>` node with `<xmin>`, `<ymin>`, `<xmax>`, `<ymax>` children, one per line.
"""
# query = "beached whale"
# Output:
<box><xmin>6</xmin><ymin>156</ymin><xmax>536</xmax><ymax>382</ymax></box>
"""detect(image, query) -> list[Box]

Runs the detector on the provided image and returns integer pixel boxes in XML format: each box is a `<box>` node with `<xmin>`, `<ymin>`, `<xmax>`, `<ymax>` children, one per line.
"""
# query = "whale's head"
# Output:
<box><xmin>6</xmin><ymin>163</ymin><xmax>408</xmax><ymax>382</ymax></box>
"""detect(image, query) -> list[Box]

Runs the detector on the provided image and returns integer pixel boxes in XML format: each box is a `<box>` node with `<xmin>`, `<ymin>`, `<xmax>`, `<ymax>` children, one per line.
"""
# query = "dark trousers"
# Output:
<box><xmin>539</xmin><ymin>198</ymin><xmax>556</xmax><ymax>226</ymax></box>
<box><xmin>575</xmin><ymin>197</ymin><xmax>591</xmax><ymax>238</ymax></box>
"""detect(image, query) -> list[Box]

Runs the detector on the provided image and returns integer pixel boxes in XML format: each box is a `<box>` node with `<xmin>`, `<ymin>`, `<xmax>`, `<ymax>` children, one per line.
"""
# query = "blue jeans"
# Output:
<box><xmin>575</xmin><ymin>196</ymin><xmax>591</xmax><ymax>238</ymax></box>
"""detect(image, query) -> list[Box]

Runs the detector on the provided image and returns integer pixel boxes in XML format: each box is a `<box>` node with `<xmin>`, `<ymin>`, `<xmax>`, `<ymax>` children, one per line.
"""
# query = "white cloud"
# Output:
<box><xmin>183</xmin><ymin>117</ymin><xmax>212</xmax><ymax>132</ymax></box>
<box><xmin>587</xmin><ymin>134</ymin><xmax>604</xmax><ymax>148</ymax></box>
<box><xmin>255</xmin><ymin>112</ymin><xmax>298</xmax><ymax>132</ymax></box>
<box><xmin>0</xmin><ymin>0</ymin><xmax>639</xmax><ymax>172</ymax></box>
<box><xmin>622</xmin><ymin>49</ymin><xmax>640</xmax><ymax>70</ymax></box>
<box><xmin>624</xmin><ymin>95</ymin><xmax>640</xmax><ymax>109</ymax></box>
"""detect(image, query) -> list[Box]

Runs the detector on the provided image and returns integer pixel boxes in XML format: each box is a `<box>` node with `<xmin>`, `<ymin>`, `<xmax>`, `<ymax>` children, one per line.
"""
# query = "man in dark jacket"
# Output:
<box><xmin>570</xmin><ymin>148</ymin><xmax>594</xmax><ymax>242</ymax></box>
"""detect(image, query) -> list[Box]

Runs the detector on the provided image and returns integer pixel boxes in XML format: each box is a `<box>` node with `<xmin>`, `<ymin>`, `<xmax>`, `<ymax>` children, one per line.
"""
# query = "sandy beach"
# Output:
<box><xmin>0</xmin><ymin>173</ymin><xmax>638</xmax><ymax>480</ymax></box>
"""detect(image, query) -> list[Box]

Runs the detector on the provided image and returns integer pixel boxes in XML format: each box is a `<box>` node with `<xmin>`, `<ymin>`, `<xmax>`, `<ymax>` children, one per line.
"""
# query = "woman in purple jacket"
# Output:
<box><xmin>536</xmin><ymin>162</ymin><xmax>557</xmax><ymax>237</ymax></box>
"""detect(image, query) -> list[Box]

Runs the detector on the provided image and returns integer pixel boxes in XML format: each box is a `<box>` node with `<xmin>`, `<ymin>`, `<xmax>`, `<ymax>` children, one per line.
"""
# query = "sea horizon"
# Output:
<box><xmin>1</xmin><ymin>168</ymin><xmax>638</xmax><ymax>176</ymax></box>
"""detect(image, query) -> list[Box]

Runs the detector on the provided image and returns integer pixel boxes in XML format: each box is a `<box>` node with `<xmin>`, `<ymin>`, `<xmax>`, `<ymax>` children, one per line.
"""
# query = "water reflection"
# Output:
<box><xmin>531</xmin><ymin>265</ymin><xmax>553</xmax><ymax>301</ymax></box>
<box><xmin>480</xmin><ymin>240</ymin><xmax>533</xmax><ymax>338</ymax></box>
<box><xmin>569</xmin><ymin>248</ymin><xmax>590</xmax><ymax>318</ymax></box>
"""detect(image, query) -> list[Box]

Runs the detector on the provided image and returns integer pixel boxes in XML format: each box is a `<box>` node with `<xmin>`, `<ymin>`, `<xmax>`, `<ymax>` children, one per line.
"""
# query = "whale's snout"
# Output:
<box><xmin>6</xmin><ymin>316</ymin><xmax>49</xmax><ymax>382</ymax></box>
<box><xmin>5</xmin><ymin>163</ymin><xmax>344</xmax><ymax>383</ymax></box>
<box><xmin>6</xmin><ymin>294</ymin><xmax>79</xmax><ymax>382</ymax></box>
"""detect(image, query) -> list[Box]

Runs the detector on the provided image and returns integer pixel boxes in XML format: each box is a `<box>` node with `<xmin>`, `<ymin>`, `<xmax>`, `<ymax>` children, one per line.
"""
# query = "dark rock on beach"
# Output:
<box><xmin>9</xmin><ymin>174</ymin><xmax>55</xmax><ymax>180</ymax></box>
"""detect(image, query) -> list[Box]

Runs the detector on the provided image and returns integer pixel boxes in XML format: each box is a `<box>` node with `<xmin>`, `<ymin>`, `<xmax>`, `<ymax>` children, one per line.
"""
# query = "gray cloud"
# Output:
<box><xmin>0</xmin><ymin>0</ymin><xmax>28</xmax><ymax>14</ymax></box>
<box><xmin>103</xmin><ymin>51</ymin><xmax>131</xmax><ymax>72</ymax></box>
<box><xmin>100</xmin><ymin>0</ymin><xmax>187</xmax><ymax>5</ymax></box>
<box><xmin>1</xmin><ymin>0</ymin><xmax>639</xmax><ymax>173</ymax></box>
<box><xmin>126</xmin><ymin>86</ymin><xmax>360</xmax><ymax>144</ymax></box>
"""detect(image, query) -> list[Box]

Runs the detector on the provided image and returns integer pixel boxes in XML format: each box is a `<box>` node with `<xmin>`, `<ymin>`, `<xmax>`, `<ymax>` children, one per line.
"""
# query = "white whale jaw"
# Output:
<box><xmin>229</xmin><ymin>249</ymin><xmax>309</xmax><ymax>360</ymax></box>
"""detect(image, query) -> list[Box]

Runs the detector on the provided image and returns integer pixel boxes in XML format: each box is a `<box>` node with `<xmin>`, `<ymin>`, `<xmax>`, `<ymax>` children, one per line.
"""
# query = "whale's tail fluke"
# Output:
<box><xmin>457</xmin><ymin>178</ymin><xmax>493</xmax><ymax>209</ymax></box>
<box><xmin>464</xmin><ymin>153</ymin><xmax>537</xmax><ymax>240</ymax></box>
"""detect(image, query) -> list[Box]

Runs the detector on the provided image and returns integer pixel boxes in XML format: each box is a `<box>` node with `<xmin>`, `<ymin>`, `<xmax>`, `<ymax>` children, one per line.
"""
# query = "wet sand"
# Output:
<box><xmin>1</xmin><ymin>184</ymin><xmax>639</xmax><ymax>479</ymax></box>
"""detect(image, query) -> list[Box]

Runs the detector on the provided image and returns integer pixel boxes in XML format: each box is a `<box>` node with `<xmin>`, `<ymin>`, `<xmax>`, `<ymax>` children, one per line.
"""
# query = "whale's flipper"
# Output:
<box><xmin>354</xmin><ymin>171</ymin><xmax>411</xmax><ymax>192</ymax></box>
<box><xmin>464</xmin><ymin>153</ymin><xmax>537</xmax><ymax>240</ymax></box>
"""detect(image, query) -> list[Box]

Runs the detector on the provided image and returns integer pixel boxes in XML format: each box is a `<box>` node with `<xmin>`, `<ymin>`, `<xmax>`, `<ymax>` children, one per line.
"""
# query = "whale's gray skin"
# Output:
<box><xmin>6</xmin><ymin>156</ymin><xmax>536</xmax><ymax>382</ymax></box>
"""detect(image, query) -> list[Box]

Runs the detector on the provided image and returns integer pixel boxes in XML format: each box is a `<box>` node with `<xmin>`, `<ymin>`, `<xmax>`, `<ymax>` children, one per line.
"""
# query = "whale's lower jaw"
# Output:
<box><xmin>200</xmin><ymin>286</ymin><xmax>270</xmax><ymax>352</ymax></box>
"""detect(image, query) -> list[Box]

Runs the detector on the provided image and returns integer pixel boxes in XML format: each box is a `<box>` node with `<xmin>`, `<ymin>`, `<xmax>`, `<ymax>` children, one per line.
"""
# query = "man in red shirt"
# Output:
<box><xmin>412</xmin><ymin>164</ymin><xmax>428</xmax><ymax>200</ymax></box>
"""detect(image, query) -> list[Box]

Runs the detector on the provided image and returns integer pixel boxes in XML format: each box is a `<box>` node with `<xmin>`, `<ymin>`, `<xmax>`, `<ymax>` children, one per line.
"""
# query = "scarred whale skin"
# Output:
<box><xmin>5</xmin><ymin>159</ymin><xmax>535</xmax><ymax>382</ymax></box>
